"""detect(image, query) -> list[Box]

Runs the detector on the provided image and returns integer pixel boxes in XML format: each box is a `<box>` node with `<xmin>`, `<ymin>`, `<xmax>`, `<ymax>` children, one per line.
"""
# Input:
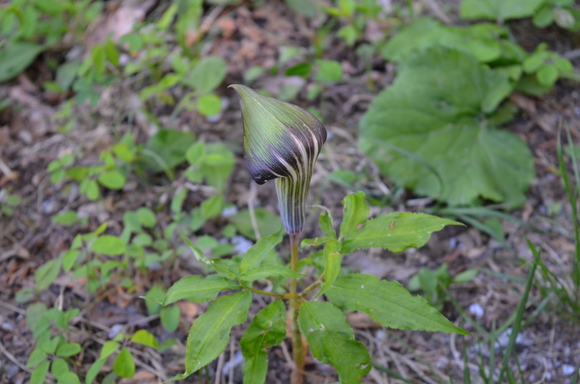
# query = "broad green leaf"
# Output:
<box><xmin>315</xmin><ymin>59</ymin><xmax>343</xmax><ymax>83</ymax></box>
<box><xmin>26</xmin><ymin>303</ymin><xmax>48</xmax><ymax>337</ymax></box>
<box><xmin>537</xmin><ymin>65</ymin><xmax>558</xmax><ymax>87</ymax></box>
<box><xmin>318</xmin><ymin>239</ymin><xmax>342</xmax><ymax>297</ymax></box>
<box><xmin>86</xmin><ymin>359</ymin><xmax>105</xmax><ymax>384</ymax></box>
<box><xmin>240</xmin><ymin>300</ymin><xmax>286</xmax><ymax>384</ymax></box>
<box><xmin>30</xmin><ymin>360</ymin><xmax>50</xmax><ymax>384</ymax></box>
<box><xmin>460</xmin><ymin>0</ymin><xmax>544</xmax><ymax>21</ymax></box>
<box><xmin>182</xmin><ymin>56</ymin><xmax>227</xmax><ymax>93</ymax></box>
<box><xmin>240</xmin><ymin>229</ymin><xmax>284</xmax><ymax>272</ymax></box>
<box><xmin>381</xmin><ymin>18</ymin><xmax>513</xmax><ymax>63</ymax></box>
<box><xmin>298</xmin><ymin>302</ymin><xmax>371</xmax><ymax>384</ymax></box>
<box><xmin>62</xmin><ymin>250</ymin><xmax>81</xmax><ymax>272</ymax></box>
<box><xmin>341</xmin><ymin>212</ymin><xmax>460</xmax><ymax>254</ymax></box>
<box><xmin>100</xmin><ymin>341</ymin><xmax>120</xmax><ymax>359</ymax></box>
<box><xmin>186</xmin><ymin>141</ymin><xmax>205</xmax><ymax>165</ymax></box>
<box><xmin>183</xmin><ymin>291</ymin><xmax>252</xmax><ymax>376</ymax></box>
<box><xmin>90</xmin><ymin>235</ymin><xmax>126</xmax><ymax>256</ymax></box>
<box><xmin>0</xmin><ymin>42</ymin><xmax>44</xmax><ymax>83</ymax></box>
<box><xmin>53</xmin><ymin>210</ymin><xmax>78</xmax><ymax>225</ymax></box>
<box><xmin>201</xmin><ymin>195</ymin><xmax>224</xmax><ymax>220</ymax></box>
<box><xmin>145</xmin><ymin>285</ymin><xmax>165</xmax><ymax>315</ymax></box>
<box><xmin>339</xmin><ymin>191</ymin><xmax>369</xmax><ymax>239</ymax></box>
<box><xmin>97</xmin><ymin>170</ymin><xmax>126</xmax><ymax>190</ymax></box>
<box><xmin>113</xmin><ymin>348</ymin><xmax>135</xmax><ymax>378</ymax></box>
<box><xmin>359</xmin><ymin>47</ymin><xmax>534</xmax><ymax>207</ymax></box>
<box><xmin>26</xmin><ymin>349</ymin><xmax>47</xmax><ymax>368</ymax></box>
<box><xmin>57</xmin><ymin>371</ymin><xmax>80</xmax><ymax>384</ymax></box>
<box><xmin>325</xmin><ymin>274</ymin><xmax>469</xmax><ymax>335</ymax></box>
<box><xmin>35</xmin><ymin>258</ymin><xmax>62</xmax><ymax>291</ymax></box>
<box><xmin>240</xmin><ymin>264</ymin><xmax>304</xmax><ymax>282</ymax></box>
<box><xmin>51</xmin><ymin>358</ymin><xmax>68</xmax><ymax>379</ymax></box>
<box><xmin>161</xmin><ymin>305</ymin><xmax>180</xmax><ymax>332</ymax></box>
<box><xmin>136</xmin><ymin>207</ymin><xmax>157</xmax><ymax>228</ymax></box>
<box><xmin>56</xmin><ymin>342</ymin><xmax>81</xmax><ymax>357</ymax></box>
<box><xmin>230</xmin><ymin>208</ymin><xmax>283</xmax><ymax>241</ymax></box>
<box><xmin>141</xmin><ymin>129</ymin><xmax>196</xmax><ymax>173</ymax></box>
<box><xmin>197</xmin><ymin>94</ymin><xmax>222</xmax><ymax>116</ymax></box>
<box><xmin>131</xmin><ymin>330</ymin><xmax>159</xmax><ymax>349</ymax></box>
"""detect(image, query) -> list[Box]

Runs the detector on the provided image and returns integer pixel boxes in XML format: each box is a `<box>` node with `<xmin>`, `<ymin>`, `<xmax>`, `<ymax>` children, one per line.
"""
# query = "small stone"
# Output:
<box><xmin>468</xmin><ymin>303</ymin><xmax>484</xmax><ymax>319</ymax></box>
<box><xmin>562</xmin><ymin>364</ymin><xmax>576</xmax><ymax>376</ymax></box>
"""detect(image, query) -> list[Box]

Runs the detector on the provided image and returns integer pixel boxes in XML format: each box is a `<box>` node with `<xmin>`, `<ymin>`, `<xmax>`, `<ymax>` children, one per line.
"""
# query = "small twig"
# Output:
<box><xmin>0</xmin><ymin>299</ymin><xmax>25</xmax><ymax>315</ymax></box>
<box><xmin>0</xmin><ymin>156</ymin><xmax>13</xmax><ymax>178</ymax></box>
<box><xmin>215</xmin><ymin>350</ymin><xmax>225</xmax><ymax>384</ymax></box>
<box><xmin>0</xmin><ymin>339</ymin><xmax>29</xmax><ymax>373</ymax></box>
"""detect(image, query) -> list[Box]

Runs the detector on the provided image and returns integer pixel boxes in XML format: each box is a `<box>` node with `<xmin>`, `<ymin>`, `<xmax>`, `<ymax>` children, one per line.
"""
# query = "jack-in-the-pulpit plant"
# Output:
<box><xmin>229</xmin><ymin>84</ymin><xmax>326</xmax><ymax>235</ymax></box>
<box><xmin>167</xmin><ymin>86</ymin><xmax>469</xmax><ymax>384</ymax></box>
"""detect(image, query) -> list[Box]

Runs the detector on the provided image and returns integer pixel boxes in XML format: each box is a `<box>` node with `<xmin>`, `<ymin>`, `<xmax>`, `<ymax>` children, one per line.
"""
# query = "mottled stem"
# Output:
<box><xmin>289</xmin><ymin>233</ymin><xmax>305</xmax><ymax>384</ymax></box>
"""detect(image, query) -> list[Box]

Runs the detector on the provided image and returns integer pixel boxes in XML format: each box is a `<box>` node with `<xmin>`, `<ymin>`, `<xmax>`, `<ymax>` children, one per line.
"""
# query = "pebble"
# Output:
<box><xmin>468</xmin><ymin>303</ymin><xmax>484</xmax><ymax>319</ymax></box>
<box><xmin>232</xmin><ymin>236</ymin><xmax>253</xmax><ymax>254</ymax></box>
<box><xmin>108</xmin><ymin>324</ymin><xmax>124</xmax><ymax>339</ymax></box>
<box><xmin>562</xmin><ymin>364</ymin><xmax>576</xmax><ymax>376</ymax></box>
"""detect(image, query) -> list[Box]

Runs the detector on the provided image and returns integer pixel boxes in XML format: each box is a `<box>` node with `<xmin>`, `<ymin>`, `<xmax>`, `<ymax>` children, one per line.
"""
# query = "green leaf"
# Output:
<box><xmin>30</xmin><ymin>360</ymin><xmax>50</xmax><ymax>384</ymax></box>
<box><xmin>536</xmin><ymin>64</ymin><xmax>559</xmax><ymax>87</ymax></box>
<box><xmin>459</xmin><ymin>0</ymin><xmax>544</xmax><ymax>21</ymax></box>
<box><xmin>113</xmin><ymin>348</ymin><xmax>135</xmax><ymax>378</ymax></box>
<box><xmin>533</xmin><ymin>5</ymin><xmax>555</xmax><ymax>27</ymax></box>
<box><xmin>182</xmin><ymin>56</ymin><xmax>227</xmax><ymax>93</ymax></box>
<box><xmin>53</xmin><ymin>210</ymin><xmax>78</xmax><ymax>226</ymax></box>
<box><xmin>318</xmin><ymin>239</ymin><xmax>343</xmax><ymax>297</ymax></box>
<box><xmin>359</xmin><ymin>47</ymin><xmax>533</xmax><ymax>207</ymax></box>
<box><xmin>145</xmin><ymin>285</ymin><xmax>165</xmax><ymax>315</ymax></box>
<box><xmin>183</xmin><ymin>291</ymin><xmax>252</xmax><ymax>376</ymax></box>
<box><xmin>98</xmin><ymin>170</ymin><xmax>126</xmax><ymax>189</ymax></box>
<box><xmin>186</xmin><ymin>141</ymin><xmax>205</xmax><ymax>165</ymax></box>
<box><xmin>182</xmin><ymin>235</ymin><xmax>212</xmax><ymax>265</ymax></box>
<box><xmin>141</xmin><ymin>129</ymin><xmax>196</xmax><ymax>173</ymax></box>
<box><xmin>230</xmin><ymin>208</ymin><xmax>283</xmax><ymax>241</ymax></box>
<box><xmin>318</xmin><ymin>210</ymin><xmax>336</xmax><ymax>238</ymax></box>
<box><xmin>56</xmin><ymin>342</ymin><xmax>81</xmax><ymax>357</ymax></box>
<box><xmin>298</xmin><ymin>302</ymin><xmax>371</xmax><ymax>384</ymax></box>
<box><xmin>240</xmin><ymin>264</ymin><xmax>304</xmax><ymax>281</ymax></box>
<box><xmin>0</xmin><ymin>42</ymin><xmax>44</xmax><ymax>83</ymax></box>
<box><xmin>240</xmin><ymin>300</ymin><xmax>286</xmax><ymax>384</ymax></box>
<box><xmin>86</xmin><ymin>359</ymin><xmax>105</xmax><ymax>384</ymax></box>
<box><xmin>90</xmin><ymin>235</ymin><xmax>126</xmax><ymax>256</ymax></box>
<box><xmin>339</xmin><ymin>191</ymin><xmax>369</xmax><ymax>239</ymax></box>
<box><xmin>131</xmin><ymin>329</ymin><xmax>159</xmax><ymax>349</ymax></box>
<box><xmin>161</xmin><ymin>305</ymin><xmax>181</xmax><ymax>332</ymax></box>
<box><xmin>136</xmin><ymin>207</ymin><xmax>157</xmax><ymax>228</ymax></box>
<box><xmin>285</xmin><ymin>62</ymin><xmax>312</xmax><ymax>77</ymax></box>
<box><xmin>35</xmin><ymin>258</ymin><xmax>62</xmax><ymax>291</ymax></box>
<box><xmin>201</xmin><ymin>195</ymin><xmax>224</xmax><ymax>220</ymax></box>
<box><xmin>26</xmin><ymin>349</ymin><xmax>47</xmax><ymax>368</ymax></box>
<box><xmin>315</xmin><ymin>59</ymin><xmax>342</xmax><ymax>83</ymax></box>
<box><xmin>382</xmin><ymin>18</ymin><xmax>510</xmax><ymax>64</ymax></box>
<box><xmin>26</xmin><ymin>303</ymin><xmax>48</xmax><ymax>337</ymax></box>
<box><xmin>51</xmin><ymin>358</ymin><xmax>68</xmax><ymax>379</ymax></box>
<box><xmin>100</xmin><ymin>341</ymin><xmax>120</xmax><ymax>359</ymax></box>
<box><xmin>341</xmin><ymin>212</ymin><xmax>460</xmax><ymax>254</ymax></box>
<box><xmin>62</xmin><ymin>250</ymin><xmax>81</xmax><ymax>272</ymax></box>
<box><xmin>57</xmin><ymin>371</ymin><xmax>80</xmax><ymax>384</ymax></box>
<box><xmin>240</xmin><ymin>229</ymin><xmax>284</xmax><ymax>272</ymax></box>
<box><xmin>197</xmin><ymin>94</ymin><xmax>222</xmax><ymax>116</ymax></box>
<box><xmin>164</xmin><ymin>275</ymin><xmax>240</xmax><ymax>305</ymax></box>
<box><xmin>325</xmin><ymin>274</ymin><xmax>469</xmax><ymax>335</ymax></box>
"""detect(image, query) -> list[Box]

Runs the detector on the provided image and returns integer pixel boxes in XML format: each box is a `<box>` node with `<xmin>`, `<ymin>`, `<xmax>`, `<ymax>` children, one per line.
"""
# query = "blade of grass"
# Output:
<box><xmin>497</xmin><ymin>239</ymin><xmax>540</xmax><ymax>382</ymax></box>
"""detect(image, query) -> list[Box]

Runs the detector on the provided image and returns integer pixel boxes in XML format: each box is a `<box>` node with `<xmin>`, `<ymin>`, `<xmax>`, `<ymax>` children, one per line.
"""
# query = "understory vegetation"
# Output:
<box><xmin>1</xmin><ymin>0</ymin><xmax>580</xmax><ymax>383</ymax></box>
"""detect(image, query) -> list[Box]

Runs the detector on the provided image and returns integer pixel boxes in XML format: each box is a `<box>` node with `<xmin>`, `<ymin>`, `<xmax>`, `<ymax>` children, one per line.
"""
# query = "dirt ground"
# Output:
<box><xmin>1</xmin><ymin>1</ymin><xmax>580</xmax><ymax>383</ymax></box>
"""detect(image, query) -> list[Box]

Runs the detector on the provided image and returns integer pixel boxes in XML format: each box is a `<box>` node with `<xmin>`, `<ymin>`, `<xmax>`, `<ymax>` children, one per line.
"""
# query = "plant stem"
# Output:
<box><xmin>289</xmin><ymin>233</ymin><xmax>305</xmax><ymax>384</ymax></box>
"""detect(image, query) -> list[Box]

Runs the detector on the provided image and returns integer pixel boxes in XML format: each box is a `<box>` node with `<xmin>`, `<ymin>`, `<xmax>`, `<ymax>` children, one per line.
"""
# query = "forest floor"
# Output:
<box><xmin>1</xmin><ymin>0</ymin><xmax>580</xmax><ymax>383</ymax></box>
